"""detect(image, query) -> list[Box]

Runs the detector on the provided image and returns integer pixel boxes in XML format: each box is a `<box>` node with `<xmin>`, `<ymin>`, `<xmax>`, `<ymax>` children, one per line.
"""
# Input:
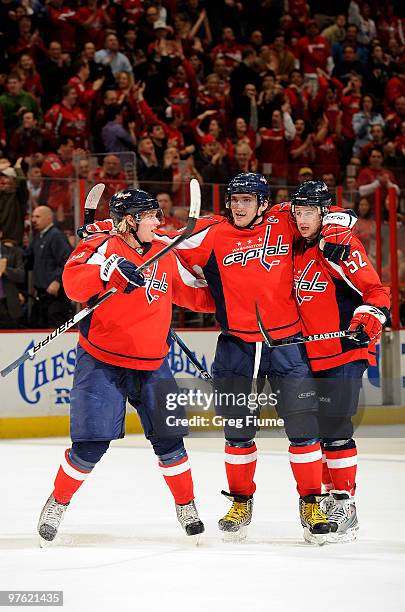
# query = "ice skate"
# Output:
<box><xmin>320</xmin><ymin>491</ymin><xmax>335</xmax><ymax>516</ymax></box>
<box><xmin>176</xmin><ymin>500</ymin><xmax>205</xmax><ymax>541</ymax></box>
<box><xmin>326</xmin><ymin>490</ymin><xmax>359</xmax><ymax>543</ymax></box>
<box><xmin>218</xmin><ymin>491</ymin><xmax>253</xmax><ymax>542</ymax></box>
<box><xmin>37</xmin><ymin>494</ymin><xmax>69</xmax><ymax>546</ymax></box>
<box><xmin>299</xmin><ymin>494</ymin><xmax>331</xmax><ymax>545</ymax></box>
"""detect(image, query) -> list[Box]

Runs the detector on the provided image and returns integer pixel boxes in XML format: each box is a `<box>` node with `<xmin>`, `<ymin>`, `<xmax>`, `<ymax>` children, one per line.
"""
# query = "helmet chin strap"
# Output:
<box><xmin>129</xmin><ymin>222</ymin><xmax>152</xmax><ymax>254</ymax></box>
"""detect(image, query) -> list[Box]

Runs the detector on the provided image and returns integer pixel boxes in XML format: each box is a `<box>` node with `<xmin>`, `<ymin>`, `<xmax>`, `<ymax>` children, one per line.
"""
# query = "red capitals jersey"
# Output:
<box><xmin>44</xmin><ymin>102</ymin><xmax>87</xmax><ymax>148</ymax></box>
<box><xmin>341</xmin><ymin>94</ymin><xmax>361</xmax><ymax>139</ymax></box>
<box><xmin>297</xmin><ymin>35</ymin><xmax>331</xmax><ymax>74</ymax></box>
<box><xmin>293</xmin><ymin>236</ymin><xmax>390</xmax><ymax>371</ymax></box>
<box><xmin>258</xmin><ymin>128</ymin><xmax>289</xmax><ymax>178</ymax></box>
<box><xmin>63</xmin><ymin>234</ymin><xmax>215</xmax><ymax>369</ymax></box>
<box><xmin>40</xmin><ymin>153</ymin><xmax>74</xmax><ymax>211</ymax></box>
<box><xmin>157</xmin><ymin>212</ymin><xmax>302</xmax><ymax>342</ymax></box>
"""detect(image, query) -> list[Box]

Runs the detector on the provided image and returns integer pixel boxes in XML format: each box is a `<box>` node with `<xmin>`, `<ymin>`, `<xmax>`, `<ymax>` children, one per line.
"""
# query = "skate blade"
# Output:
<box><xmin>39</xmin><ymin>535</ymin><xmax>55</xmax><ymax>548</ymax></box>
<box><xmin>326</xmin><ymin>527</ymin><xmax>359</xmax><ymax>544</ymax></box>
<box><xmin>303</xmin><ymin>528</ymin><xmax>328</xmax><ymax>546</ymax></box>
<box><xmin>221</xmin><ymin>526</ymin><xmax>248</xmax><ymax>543</ymax></box>
<box><xmin>191</xmin><ymin>533</ymin><xmax>202</xmax><ymax>546</ymax></box>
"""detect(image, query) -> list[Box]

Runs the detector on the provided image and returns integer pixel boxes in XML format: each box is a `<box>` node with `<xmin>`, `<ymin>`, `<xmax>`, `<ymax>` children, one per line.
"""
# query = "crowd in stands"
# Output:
<box><xmin>0</xmin><ymin>0</ymin><xmax>404</xmax><ymax>327</ymax></box>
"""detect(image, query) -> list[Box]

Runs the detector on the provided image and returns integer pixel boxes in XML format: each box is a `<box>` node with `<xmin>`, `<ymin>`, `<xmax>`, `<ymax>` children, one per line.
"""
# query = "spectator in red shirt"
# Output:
<box><xmin>7</xmin><ymin>15</ymin><xmax>46</xmax><ymax>64</ymax></box>
<box><xmin>385</xmin><ymin>95</ymin><xmax>405</xmax><ymax>139</ymax></box>
<box><xmin>45</xmin><ymin>0</ymin><xmax>78</xmax><ymax>53</ymax></box>
<box><xmin>297</xmin><ymin>20</ymin><xmax>332</xmax><ymax>95</ymax></box>
<box><xmin>313</xmin><ymin>113</ymin><xmax>342</xmax><ymax>180</ymax></box>
<box><xmin>211</xmin><ymin>26</ymin><xmax>245</xmax><ymax>70</ymax></box>
<box><xmin>167</xmin><ymin>58</ymin><xmax>199</xmax><ymax>121</ymax></box>
<box><xmin>156</xmin><ymin>191</ymin><xmax>184</xmax><ymax>231</ymax></box>
<box><xmin>340</xmin><ymin>71</ymin><xmax>362</xmax><ymax>163</ymax></box>
<box><xmin>16</xmin><ymin>53</ymin><xmax>44</xmax><ymax>103</ymax></box>
<box><xmin>357</xmin><ymin>147</ymin><xmax>399</xmax><ymax>213</ymax></box>
<box><xmin>39</xmin><ymin>136</ymin><xmax>83</xmax><ymax>221</ymax></box>
<box><xmin>197</xmin><ymin>73</ymin><xmax>229</xmax><ymax>120</ymax></box>
<box><xmin>311</xmin><ymin>70</ymin><xmax>344</xmax><ymax>133</ymax></box>
<box><xmin>91</xmin><ymin>154</ymin><xmax>128</xmax><ymax>218</ymax></box>
<box><xmin>384</xmin><ymin>63</ymin><xmax>405</xmax><ymax>113</ymax></box>
<box><xmin>285</xmin><ymin>69</ymin><xmax>311</xmax><ymax>121</ymax></box>
<box><xmin>359</xmin><ymin>123</ymin><xmax>387</xmax><ymax>162</ymax></box>
<box><xmin>76</xmin><ymin>0</ymin><xmax>112</xmax><ymax>50</ymax></box>
<box><xmin>257</xmin><ymin>103</ymin><xmax>296</xmax><ymax>184</ymax></box>
<box><xmin>68</xmin><ymin>59</ymin><xmax>104</xmax><ymax>107</ymax></box>
<box><xmin>44</xmin><ymin>85</ymin><xmax>88</xmax><ymax>149</ymax></box>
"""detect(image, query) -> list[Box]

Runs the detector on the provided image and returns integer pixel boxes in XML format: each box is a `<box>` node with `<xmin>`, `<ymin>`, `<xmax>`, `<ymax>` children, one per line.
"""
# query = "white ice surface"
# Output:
<box><xmin>1</xmin><ymin>435</ymin><xmax>404</xmax><ymax>612</ymax></box>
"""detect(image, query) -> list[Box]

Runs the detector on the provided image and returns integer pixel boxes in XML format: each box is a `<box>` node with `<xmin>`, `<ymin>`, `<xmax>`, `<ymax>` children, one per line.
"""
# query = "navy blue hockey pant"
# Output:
<box><xmin>69</xmin><ymin>346</ymin><xmax>187</xmax><ymax>465</ymax></box>
<box><xmin>212</xmin><ymin>333</ymin><xmax>319</xmax><ymax>442</ymax></box>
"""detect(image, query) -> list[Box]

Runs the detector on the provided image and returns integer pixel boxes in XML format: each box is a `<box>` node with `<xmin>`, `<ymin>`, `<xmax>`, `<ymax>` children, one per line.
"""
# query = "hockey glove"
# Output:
<box><xmin>348</xmin><ymin>304</ymin><xmax>388</xmax><ymax>343</ymax></box>
<box><xmin>100</xmin><ymin>254</ymin><xmax>145</xmax><ymax>294</ymax></box>
<box><xmin>319</xmin><ymin>210</ymin><xmax>358</xmax><ymax>263</ymax></box>
<box><xmin>77</xmin><ymin>219</ymin><xmax>115</xmax><ymax>239</ymax></box>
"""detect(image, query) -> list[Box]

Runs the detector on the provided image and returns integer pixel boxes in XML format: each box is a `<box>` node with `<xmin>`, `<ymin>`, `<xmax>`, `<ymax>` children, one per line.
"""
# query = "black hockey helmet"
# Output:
<box><xmin>109</xmin><ymin>188</ymin><xmax>163</xmax><ymax>223</ymax></box>
<box><xmin>225</xmin><ymin>172</ymin><xmax>270</xmax><ymax>208</ymax></box>
<box><xmin>291</xmin><ymin>180</ymin><xmax>332</xmax><ymax>217</ymax></box>
<box><xmin>225</xmin><ymin>172</ymin><xmax>270</xmax><ymax>228</ymax></box>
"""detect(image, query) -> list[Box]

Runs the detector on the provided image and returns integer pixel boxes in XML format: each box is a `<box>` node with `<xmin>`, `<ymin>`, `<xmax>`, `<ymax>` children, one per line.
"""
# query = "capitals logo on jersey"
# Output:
<box><xmin>294</xmin><ymin>260</ymin><xmax>328</xmax><ymax>305</ymax></box>
<box><xmin>143</xmin><ymin>262</ymin><xmax>168</xmax><ymax>304</ymax></box>
<box><xmin>222</xmin><ymin>225</ymin><xmax>289</xmax><ymax>271</ymax></box>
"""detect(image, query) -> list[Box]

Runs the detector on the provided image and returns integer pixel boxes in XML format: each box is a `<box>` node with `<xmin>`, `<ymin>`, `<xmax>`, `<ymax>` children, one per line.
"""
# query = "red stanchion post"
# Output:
<box><xmin>213</xmin><ymin>183</ymin><xmax>221</xmax><ymax>215</ymax></box>
<box><xmin>388</xmin><ymin>187</ymin><xmax>400</xmax><ymax>330</ymax></box>
<box><xmin>375</xmin><ymin>187</ymin><xmax>382</xmax><ymax>279</ymax></box>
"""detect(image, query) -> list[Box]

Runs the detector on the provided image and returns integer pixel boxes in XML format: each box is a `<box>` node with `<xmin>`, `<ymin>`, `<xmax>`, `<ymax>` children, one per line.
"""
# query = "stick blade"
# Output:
<box><xmin>85</xmin><ymin>183</ymin><xmax>105</xmax><ymax>210</ymax></box>
<box><xmin>189</xmin><ymin>178</ymin><xmax>201</xmax><ymax>219</ymax></box>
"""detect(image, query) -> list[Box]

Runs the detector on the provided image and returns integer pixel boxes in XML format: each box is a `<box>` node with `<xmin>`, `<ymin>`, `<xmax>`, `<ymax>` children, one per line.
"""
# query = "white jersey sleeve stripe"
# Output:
<box><xmin>86</xmin><ymin>239</ymin><xmax>109</xmax><ymax>267</ymax></box>
<box><xmin>175</xmin><ymin>254</ymin><xmax>208</xmax><ymax>288</ymax></box>
<box><xmin>327</xmin><ymin>260</ymin><xmax>363</xmax><ymax>296</ymax></box>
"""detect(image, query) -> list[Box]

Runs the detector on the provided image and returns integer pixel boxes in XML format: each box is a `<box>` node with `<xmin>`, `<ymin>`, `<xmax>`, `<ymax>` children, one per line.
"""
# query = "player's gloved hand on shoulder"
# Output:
<box><xmin>348</xmin><ymin>304</ymin><xmax>388</xmax><ymax>343</ymax></box>
<box><xmin>77</xmin><ymin>219</ymin><xmax>115</xmax><ymax>239</ymax></box>
<box><xmin>319</xmin><ymin>210</ymin><xmax>357</xmax><ymax>263</ymax></box>
<box><xmin>100</xmin><ymin>254</ymin><xmax>145</xmax><ymax>294</ymax></box>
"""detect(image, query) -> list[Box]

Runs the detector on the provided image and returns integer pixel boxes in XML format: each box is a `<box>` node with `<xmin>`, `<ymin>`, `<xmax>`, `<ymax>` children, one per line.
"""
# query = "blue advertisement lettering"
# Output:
<box><xmin>18</xmin><ymin>341</ymin><xmax>77</xmax><ymax>405</ymax></box>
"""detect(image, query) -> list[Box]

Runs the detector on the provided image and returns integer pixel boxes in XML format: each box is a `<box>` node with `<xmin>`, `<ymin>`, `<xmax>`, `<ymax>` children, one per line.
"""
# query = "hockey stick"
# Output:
<box><xmin>1</xmin><ymin>179</ymin><xmax>201</xmax><ymax>378</ymax></box>
<box><xmin>255</xmin><ymin>303</ymin><xmax>360</xmax><ymax>348</ymax></box>
<box><xmin>170</xmin><ymin>330</ymin><xmax>213</xmax><ymax>382</ymax></box>
<box><xmin>83</xmin><ymin>183</ymin><xmax>105</xmax><ymax>225</ymax></box>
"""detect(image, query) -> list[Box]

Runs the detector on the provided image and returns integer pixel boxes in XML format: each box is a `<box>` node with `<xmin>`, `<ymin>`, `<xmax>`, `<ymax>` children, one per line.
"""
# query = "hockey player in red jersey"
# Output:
<box><xmin>77</xmin><ymin>173</ymin><xmax>358</xmax><ymax>541</ymax></box>
<box><xmin>37</xmin><ymin>188</ymin><xmax>215</xmax><ymax>545</ymax></box>
<box><xmin>290</xmin><ymin>180</ymin><xmax>390</xmax><ymax>543</ymax></box>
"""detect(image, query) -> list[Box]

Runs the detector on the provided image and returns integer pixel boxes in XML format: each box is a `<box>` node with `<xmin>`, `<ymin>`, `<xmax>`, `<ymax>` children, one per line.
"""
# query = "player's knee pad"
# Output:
<box><xmin>70</xmin><ymin>440</ymin><xmax>111</xmax><ymax>470</ymax></box>
<box><xmin>322</xmin><ymin>437</ymin><xmax>356</xmax><ymax>452</ymax></box>
<box><xmin>149</xmin><ymin>437</ymin><xmax>185</xmax><ymax>461</ymax></box>
<box><xmin>282</xmin><ymin>411</ymin><xmax>319</xmax><ymax>442</ymax></box>
<box><xmin>289</xmin><ymin>438</ymin><xmax>320</xmax><ymax>447</ymax></box>
<box><xmin>158</xmin><ymin>445</ymin><xmax>187</xmax><ymax>465</ymax></box>
<box><xmin>319</xmin><ymin>415</ymin><xmax>354</xmax><ymax>441</ymax></box>
<box><xmin>225</xmin><ymin>438</ymin><xmax>255</xmax><ymax>449</ymax></box>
